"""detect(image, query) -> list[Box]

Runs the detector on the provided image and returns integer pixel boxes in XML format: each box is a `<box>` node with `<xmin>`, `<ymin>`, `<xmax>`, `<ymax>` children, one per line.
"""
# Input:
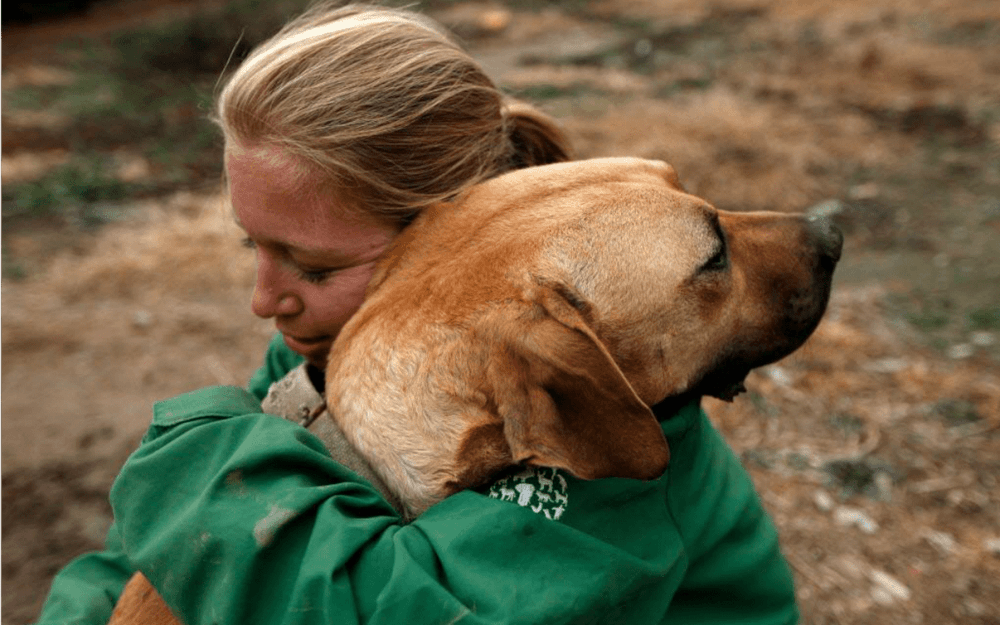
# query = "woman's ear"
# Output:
<box><xmin>483</xmin><ymin>294</ymin><xmax>670</xmax><ymax>481</ymax></box>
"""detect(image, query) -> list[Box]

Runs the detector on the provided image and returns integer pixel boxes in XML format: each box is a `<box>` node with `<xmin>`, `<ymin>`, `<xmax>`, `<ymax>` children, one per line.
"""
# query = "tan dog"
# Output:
<box><xmin>326</xmin><ymin>156</ymin><xmax>842</xmax><ymax>517</ymax></box>
<box><xmin>108</xmin><ymin>157</ymin><xmax>841</xmax><ymax>622</ymax></box>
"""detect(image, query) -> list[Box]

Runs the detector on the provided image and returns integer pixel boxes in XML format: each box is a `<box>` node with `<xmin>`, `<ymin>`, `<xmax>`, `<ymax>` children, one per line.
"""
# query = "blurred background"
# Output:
<box><xmin>2</xmin><ymin>0</ymin><xmax>998</xmax><ymax>622</ymax></box>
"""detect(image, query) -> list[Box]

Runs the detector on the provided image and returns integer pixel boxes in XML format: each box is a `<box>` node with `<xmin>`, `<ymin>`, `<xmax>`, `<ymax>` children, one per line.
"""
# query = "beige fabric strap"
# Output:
<box><xmin>261</xmin><ymin>363</ymin><xmax>407</xmax><ymax>516</ymax></box>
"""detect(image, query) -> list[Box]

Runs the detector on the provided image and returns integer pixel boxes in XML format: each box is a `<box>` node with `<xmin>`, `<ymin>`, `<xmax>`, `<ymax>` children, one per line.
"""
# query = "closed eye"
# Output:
<box><xmin>700</xmin><ymin>214</ymin><xmax>728</xmax><ymax>273</ymax></box>
<box><xmin>701</xmin><ymin>243</ymin><xmax>727</xmax><ymax>272</ymax></box>
<box><xmin>242</xmin><ymin>236</ymin><xmax>341</xmax><ymax>284</ymax></box>
<box><xmin>296</xmin><ymin>267</ymin><xmax>340</xmax><ymax>284</ymax></box>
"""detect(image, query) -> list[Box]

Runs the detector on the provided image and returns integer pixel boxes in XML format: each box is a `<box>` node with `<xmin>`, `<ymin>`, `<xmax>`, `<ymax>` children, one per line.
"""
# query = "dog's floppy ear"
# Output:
<box><xmin>483</xmin><ymin>288</ymin><xmax>670</xmax><ymax>481</ymax></box>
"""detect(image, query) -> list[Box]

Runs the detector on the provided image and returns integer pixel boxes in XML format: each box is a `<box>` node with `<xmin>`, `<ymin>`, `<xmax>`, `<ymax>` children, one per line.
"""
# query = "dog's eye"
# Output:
<box><xmin>701</xmin><ymin>243</ymin><xmax>727</xmax><ymax>272</ymax></box>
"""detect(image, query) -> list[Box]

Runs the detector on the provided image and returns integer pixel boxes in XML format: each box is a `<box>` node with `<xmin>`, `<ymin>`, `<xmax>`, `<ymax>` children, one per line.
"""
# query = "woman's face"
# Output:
<box><xmin>226</xmin><ymin>143</ymin><xmax>403</xmax><ymax>369</ymax></box>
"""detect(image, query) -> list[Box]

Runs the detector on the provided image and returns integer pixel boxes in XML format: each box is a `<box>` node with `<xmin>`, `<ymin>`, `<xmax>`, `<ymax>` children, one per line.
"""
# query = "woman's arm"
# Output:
<box><xmin>110</xmin><ymin>385</ymin><xmax>693</xmax><ymax>624</ymax></box>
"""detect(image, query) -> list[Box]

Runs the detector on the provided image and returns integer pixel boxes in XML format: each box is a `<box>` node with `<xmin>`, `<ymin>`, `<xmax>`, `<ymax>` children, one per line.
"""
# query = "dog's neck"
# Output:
<box><xmin>317</xmin><ymin>354</ymin><xmax>697</xmax><ymax>425</ymax></box>
<box><xmin>650</xmin><ymin>394</ymin><xmax>700</xmax><ymax>422</ymax></box>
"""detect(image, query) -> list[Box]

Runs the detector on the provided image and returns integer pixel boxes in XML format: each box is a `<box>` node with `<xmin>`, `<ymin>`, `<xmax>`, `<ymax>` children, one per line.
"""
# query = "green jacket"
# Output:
<box><xmin>36</xmin><ymin>334</ymin><xmax>798</xmax><ymax>624</ymax></box>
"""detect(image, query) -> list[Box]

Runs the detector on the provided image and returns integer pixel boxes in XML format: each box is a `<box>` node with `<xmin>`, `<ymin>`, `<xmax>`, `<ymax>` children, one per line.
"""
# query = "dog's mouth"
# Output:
<box><xmin>697</xmin><ymin>367</ymin><xmax>750</xmax><ymax>402</ymax></box>
<box><xmin>706</xmin><ymin>378</ymin><xmax>748</xmax><ymax>402</ymax></box>
<box><xmin>651</xmin><ymin>368</ymin><xmax>750</xmax><ymax>418</ymax></box>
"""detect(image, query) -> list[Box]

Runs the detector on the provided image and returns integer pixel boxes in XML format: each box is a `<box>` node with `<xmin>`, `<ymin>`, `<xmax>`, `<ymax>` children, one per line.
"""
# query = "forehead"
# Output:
<box><xmin>226</xmin><ymin>142</ymin><xmax>319</xmax><ymax>219</ymax></box>
<box><xmin>225</xmin><ymin>143</ymin><xmax>395</xmax><ymax>254</ymax></box>
<box><xmin>537</xmin><ymin>183</ymin><xmax>718</xmax><ymax>296</ymax></box>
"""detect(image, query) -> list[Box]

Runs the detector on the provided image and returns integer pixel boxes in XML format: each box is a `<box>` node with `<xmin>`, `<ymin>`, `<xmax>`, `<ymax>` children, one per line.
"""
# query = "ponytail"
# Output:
<box><xmin>502</xmin><ymin>99</ymin><xmax>575</xmax><ymax>170</ymax></box>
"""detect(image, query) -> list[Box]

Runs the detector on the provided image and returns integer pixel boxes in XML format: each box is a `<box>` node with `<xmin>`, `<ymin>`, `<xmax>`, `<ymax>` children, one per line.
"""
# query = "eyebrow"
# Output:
<box><xmin>233</xmin><ymin>216</ymin><xmax>356</xmax><ymax>265</ymax></box>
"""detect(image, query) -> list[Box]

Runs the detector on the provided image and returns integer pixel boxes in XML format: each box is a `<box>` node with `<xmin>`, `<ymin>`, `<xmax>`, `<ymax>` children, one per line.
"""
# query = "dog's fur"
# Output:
<box><xmin>326</xmin><ymin>157</ymin><xmax>841</xmax><ymax>517</ymax></box>
<box><xmin>109</xmin><ymin>157</ymin><xmax>841</xmax><ymax>622</ymax></box>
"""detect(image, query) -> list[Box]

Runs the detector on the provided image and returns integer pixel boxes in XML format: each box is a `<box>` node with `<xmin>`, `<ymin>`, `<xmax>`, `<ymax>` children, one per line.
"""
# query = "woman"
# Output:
<box><xmin>36</xmin><ymin>4</ymin><xmax>798</xmax><ymax>624</ymax></box>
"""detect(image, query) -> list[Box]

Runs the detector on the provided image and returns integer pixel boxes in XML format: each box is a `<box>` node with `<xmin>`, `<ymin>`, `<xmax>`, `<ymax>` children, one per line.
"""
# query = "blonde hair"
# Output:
<box><xmin>215</xmin><ymin>2</ymin><xmax>572</xmax><ymax>222</ymax></box>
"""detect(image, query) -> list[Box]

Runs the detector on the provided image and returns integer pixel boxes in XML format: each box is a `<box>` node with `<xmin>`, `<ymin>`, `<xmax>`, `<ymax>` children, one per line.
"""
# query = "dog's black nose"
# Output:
<box><xmin>807</xmin><ymin>215</ymin><xmax>844</xmax><ymax>263</ymax></box>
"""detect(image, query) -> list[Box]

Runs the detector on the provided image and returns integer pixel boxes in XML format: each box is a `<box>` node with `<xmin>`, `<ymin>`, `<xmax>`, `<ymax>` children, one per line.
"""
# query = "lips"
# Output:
<box><xmin>280</xmin><ymin>332</ymin><xmax>334</xmax><ymax>366</ymax></box>
<box><xmin>284</xmin><ymin>333</ymin><xmax>330</xmax><ymax>346</ymax></box>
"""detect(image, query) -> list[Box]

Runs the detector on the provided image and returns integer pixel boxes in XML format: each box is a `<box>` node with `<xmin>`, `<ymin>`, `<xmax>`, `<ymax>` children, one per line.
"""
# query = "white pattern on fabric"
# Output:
<box><xmin>487</xmin><ymin>467</ymin><xmax>568</xmax><ymax>520</ymax></box>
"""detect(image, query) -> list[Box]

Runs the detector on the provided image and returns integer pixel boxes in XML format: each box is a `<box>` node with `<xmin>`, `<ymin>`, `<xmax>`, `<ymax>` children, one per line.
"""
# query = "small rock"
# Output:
<box><xmin>922</xmin><ymin>529</ymin><xmax>956</xmax><ymax>555</ymax></box>
<box><xmin>946</xmin><ymin>489</ymin><xmax>965</xmax><ymax>507</ymax></box>
<box><xmin>947</xmin><ymin>343</ymin><xmax>975</xmax><ymax>360</ymax></box>
<box><xmin>133</xmin><ymin>310</ymin><xmax>153</xmax><ymax>328</ymax></box>
<box><xmin>831</xmin><ymin>554</ymin><xmax>867</xmax><ymax>581</ymax></box>
<box><xmin>871</xmin><ymin>587</ymin><xmax>895</xmax><ymax>606</ymax></box>
<box><xmin>869</xmin><ymin>569</ymin><xmax>911</xmax><ymax>602</ymax></box>
<box><xmin>953</xmin><ymin>489</ymin><xmax>987</xmax><ymax>513</ymax></box>
<box><xmin>864</xmin><ymin>357</ymin><xmax>909</xmax><ymax>374</ymax></box>
<box><xmin>970</xmin><ymin>331</ymin><xmax>996</xmax><ymax>347</ymax></box>
<box><xmin>813</xmin><ymin>489</ymin><xmax>834</xmax><ymax>512</ymax></box>
<box><xmin>872</xmin><ymin>471</ymin><xmax>894</xmax><ymax>502</ymax></box>
<box><xmin>848</xmin><ymin>182</ymin><xmax>880</xmax><ymax>200</ymax></box>
<box><xmin>984</xmin><ymin>537</ymin><xmax>1000</xmax><ymax>556</ymax></box>
<box><xmin>764</xmin><ymin>365</ymin><xmax>794</xmax><ymax>386</ymax></box>
<box><xmin>834</xmin><ymin>506</ymin><xmax>878</xmax><ymax>534</ymax></box>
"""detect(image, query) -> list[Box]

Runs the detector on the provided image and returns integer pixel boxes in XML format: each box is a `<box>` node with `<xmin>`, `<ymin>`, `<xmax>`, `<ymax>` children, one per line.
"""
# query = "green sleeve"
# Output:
<box><xmin>109</xmin><ymin>386</ymin><xmax>696</xmax><ymax>625</ymax></box>
<box><xmin>108</xmin><ymin>385</ymin><xmax>795</xmax><ymax>624</ymax></box>
<box><xmin>662</xmin><ymin>410</ymin><xmax>799</xmax><ymax>623</ymax></box>
<box><xmin>33</xmin><ymin>522</ymin><xmax>133</xmax><ymax>625</ymax></box>
<box><xmin>247</xmin><ymin>333</ymin><xmax>304</xmax><ymax>401</ymax></box>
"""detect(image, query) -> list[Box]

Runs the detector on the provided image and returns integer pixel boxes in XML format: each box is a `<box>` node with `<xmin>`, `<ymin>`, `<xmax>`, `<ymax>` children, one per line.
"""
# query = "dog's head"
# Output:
<box><xmin>327</xmin><ymin>157</ymin><xmax>841</xmax><ymax>510</ymax></box>
<box><xmin>522</xmin><ymin>158</ymin><xmax>843</xmax><ymax>407</ymax></box>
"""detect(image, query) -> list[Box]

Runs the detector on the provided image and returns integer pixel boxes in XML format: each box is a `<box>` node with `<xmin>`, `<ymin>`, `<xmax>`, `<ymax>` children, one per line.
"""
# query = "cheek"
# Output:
<box><xmin>683</xmin><ymin>269</ymin><xmax>737</xmax><ymax>342</ymax></box>
<box><xmin>307</xmin><ymin>266</ymin><xmax>379</xmax><ymax>328</ymax></box>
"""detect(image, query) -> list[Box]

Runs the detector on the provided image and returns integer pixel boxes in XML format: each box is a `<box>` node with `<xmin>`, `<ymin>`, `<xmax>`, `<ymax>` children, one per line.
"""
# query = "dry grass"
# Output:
<box><xmin>41</xmin><ymin>194</ymin><xmax>253</xmax><ymax>301</ymax></box>
<box><xmin>708</xmin><ymin>287</ymin><xmax>1000</xmax><ymax>623</ymax></box>
<box><xmin>2</xmin><ymin>193</ymin><xmax>271</xmax><ymax>473</ymax></box>
<box><xmin>566</xmin><ymin>91</ymin><xmax>884</xmax><ymax>212</ymax></box>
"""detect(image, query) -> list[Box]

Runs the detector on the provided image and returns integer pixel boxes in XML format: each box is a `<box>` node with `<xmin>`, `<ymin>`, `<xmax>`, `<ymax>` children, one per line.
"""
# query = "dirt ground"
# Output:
<box><xmin>3</xmin><ymin>0</ymin><xmax>999</xmax><ymax>623</ymax></box>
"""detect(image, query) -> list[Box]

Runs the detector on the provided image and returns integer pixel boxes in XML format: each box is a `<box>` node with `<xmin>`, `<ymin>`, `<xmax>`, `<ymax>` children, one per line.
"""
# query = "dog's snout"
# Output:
<box><xmin>806</xmin><ymin>215</ymin><xmax>844</xmax><ymax>263</ymax></box>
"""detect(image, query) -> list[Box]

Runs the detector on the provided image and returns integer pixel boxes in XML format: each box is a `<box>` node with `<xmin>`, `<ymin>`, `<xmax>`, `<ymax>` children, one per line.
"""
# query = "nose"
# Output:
<box><xmin>250</xmin><ymin>286</ymin><xmax>300</xmax><ymax>319</ymax></box>
<box><xmin>251</xmin><ymin>257</ymin><xmax>303</xmax><ymax>319</ymax></box>
<box><xmin>252</xmin><ymin>287</ymin><xmax>302</xmax><ymax>319</ymax></box>
<box><xmin>806</xmin><ymin>215</ymin><xmax>844</xmax><ymax>263</ymax></box>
